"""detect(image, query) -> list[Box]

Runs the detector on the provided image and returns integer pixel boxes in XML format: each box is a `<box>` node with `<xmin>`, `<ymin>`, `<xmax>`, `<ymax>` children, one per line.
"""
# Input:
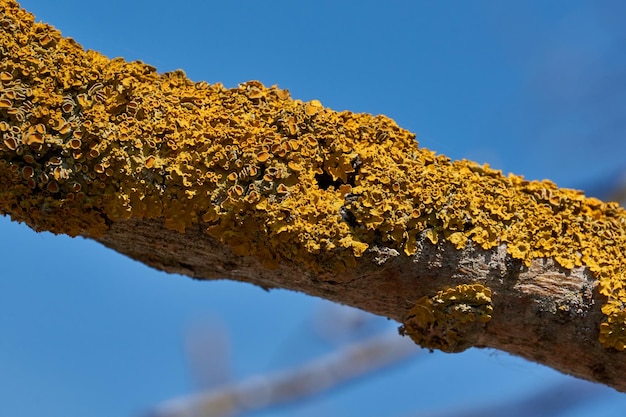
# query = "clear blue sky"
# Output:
<box><xmin>2</xmin><ymin>1</ymin><xmax>626</xmax><ymax>416</ymax></box>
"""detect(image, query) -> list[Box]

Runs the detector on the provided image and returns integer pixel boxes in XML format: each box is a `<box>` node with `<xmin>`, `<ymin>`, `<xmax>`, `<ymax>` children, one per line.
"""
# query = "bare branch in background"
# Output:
<box><xmin>184</xmin><ymin>319</ymin><xmax>233</xmax><ymax>391</ymax></box>
<box><xmin>409</xmin><ymin>379</ymin><xmax>607</xmax><ymax>417</ymax></box>
<box><xmin>146</xmin><ymin>331</ymin><xmax>419</xmax><ymax>417</ymax></box>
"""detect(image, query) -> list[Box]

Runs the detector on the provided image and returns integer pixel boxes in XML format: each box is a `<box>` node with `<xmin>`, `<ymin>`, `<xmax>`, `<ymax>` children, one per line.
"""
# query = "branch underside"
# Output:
<box><xmin>2</xmin><ymin>0</ymin><xmax>626</xmax><ymax>392</ymax></box>
<box><xmin>96</xmin><ymin>217</ymin><xmax>624</xmax><ymax>392</ymax></box>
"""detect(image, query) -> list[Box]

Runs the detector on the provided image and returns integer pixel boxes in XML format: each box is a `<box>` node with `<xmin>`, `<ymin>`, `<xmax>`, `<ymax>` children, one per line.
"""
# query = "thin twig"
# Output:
<box><xmin>146</xmin><ymin>331</ymin><xmax>420</xmax><ymax>417</ymax></box>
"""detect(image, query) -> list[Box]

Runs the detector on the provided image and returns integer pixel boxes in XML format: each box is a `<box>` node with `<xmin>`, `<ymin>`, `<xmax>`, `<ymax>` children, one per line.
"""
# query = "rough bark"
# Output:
<box><xmin>95</xmin><ymin>217</ymin><xmax>624</xmax><ymax>392</ymax></box>
<box><xmin>2</xmin><ymin>0</ymin><xmax>626</xmax><ymax>394</ymax></box>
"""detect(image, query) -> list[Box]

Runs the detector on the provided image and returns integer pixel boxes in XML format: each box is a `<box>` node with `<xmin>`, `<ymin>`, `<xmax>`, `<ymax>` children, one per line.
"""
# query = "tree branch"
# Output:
<box><xmin>147</xmin><ymin>330</ymin><xmax>419</xmax><ymax>417</ymax></box>
<box><xmin>2</xmin><ymin>0</ymin><xmax>626</xmax><ymax>392</ymax></box>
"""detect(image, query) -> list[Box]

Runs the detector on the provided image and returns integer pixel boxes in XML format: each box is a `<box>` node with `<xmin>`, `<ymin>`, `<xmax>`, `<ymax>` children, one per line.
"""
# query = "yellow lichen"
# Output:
<box><xmin>600</xmin><ymin>302</ymin><xmax>626</xmax><ymax>351</ymax></box>
<box><xmin>400</xmin><ymin>284</ymin><xmax>493</xmax><ymax>352</ymax></box>
<box><xmin>2</xmin><ymin>0</ymin><xmax>626</xmax><ymax>349</ymax></box>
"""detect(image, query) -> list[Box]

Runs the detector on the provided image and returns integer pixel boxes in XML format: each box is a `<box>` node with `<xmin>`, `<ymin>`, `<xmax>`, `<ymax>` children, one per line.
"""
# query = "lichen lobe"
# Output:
<box><xmin>400</xmin><ymin>284</ymin><xmax>493</xmax><ymax>353</ymax></box>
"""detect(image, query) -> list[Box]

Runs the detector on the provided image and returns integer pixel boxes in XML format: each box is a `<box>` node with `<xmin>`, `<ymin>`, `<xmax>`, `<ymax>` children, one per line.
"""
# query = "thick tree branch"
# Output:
<box><xmin>2</xmin><ymin>0</ymin><xmax>626</xmax><ymax>392</ymax></box>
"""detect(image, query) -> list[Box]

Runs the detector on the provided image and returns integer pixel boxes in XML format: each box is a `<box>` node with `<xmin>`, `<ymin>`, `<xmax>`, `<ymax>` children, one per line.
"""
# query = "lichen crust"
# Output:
<box><xmin>2</xmin><ymin>0</ymin><xmax>626</xmax><ymax>349</ymax></box>
<box><xmin>400</xmin><ymin>284</ymin><xmax>493</xmax><ymax>353</ymax></box>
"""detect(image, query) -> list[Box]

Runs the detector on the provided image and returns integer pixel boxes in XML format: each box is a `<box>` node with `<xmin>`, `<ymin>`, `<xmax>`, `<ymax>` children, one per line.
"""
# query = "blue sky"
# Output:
<box><xmin>2</xmin><ymin>1</ymin><xmax>626</xmax><ymax>416</ymax></box>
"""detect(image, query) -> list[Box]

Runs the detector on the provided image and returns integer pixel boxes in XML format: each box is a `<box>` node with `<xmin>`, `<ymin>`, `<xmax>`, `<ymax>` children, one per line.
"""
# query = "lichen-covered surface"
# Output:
<box><xmin>400</xmin><ymin>284</ymin><xmax>493</xmax><ymax>353</ymax></box>
<box><xmin>2</xmin><ymin>0</ymin><xmax>626</xmax><ymax>350</ymax></box>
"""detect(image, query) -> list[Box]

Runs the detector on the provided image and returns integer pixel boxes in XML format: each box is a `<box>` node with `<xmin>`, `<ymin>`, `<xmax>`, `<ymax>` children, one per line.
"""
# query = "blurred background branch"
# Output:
<box><xmin>148</xmin><ymin>308</ymin><xmax>419</xmax><ymax>417</ymax></box>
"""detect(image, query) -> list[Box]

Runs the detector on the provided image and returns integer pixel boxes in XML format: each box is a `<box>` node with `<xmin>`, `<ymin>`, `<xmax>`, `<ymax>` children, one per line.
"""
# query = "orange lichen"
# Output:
<box><xmin>2</xmin><ymin>0</ymin><xmax>626</xmax><ymax>349</ymax></box>
<box><xmin>400</xmin><ymin>284</ymin><xmax>493</xmax><ymax>352</ymax></box>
